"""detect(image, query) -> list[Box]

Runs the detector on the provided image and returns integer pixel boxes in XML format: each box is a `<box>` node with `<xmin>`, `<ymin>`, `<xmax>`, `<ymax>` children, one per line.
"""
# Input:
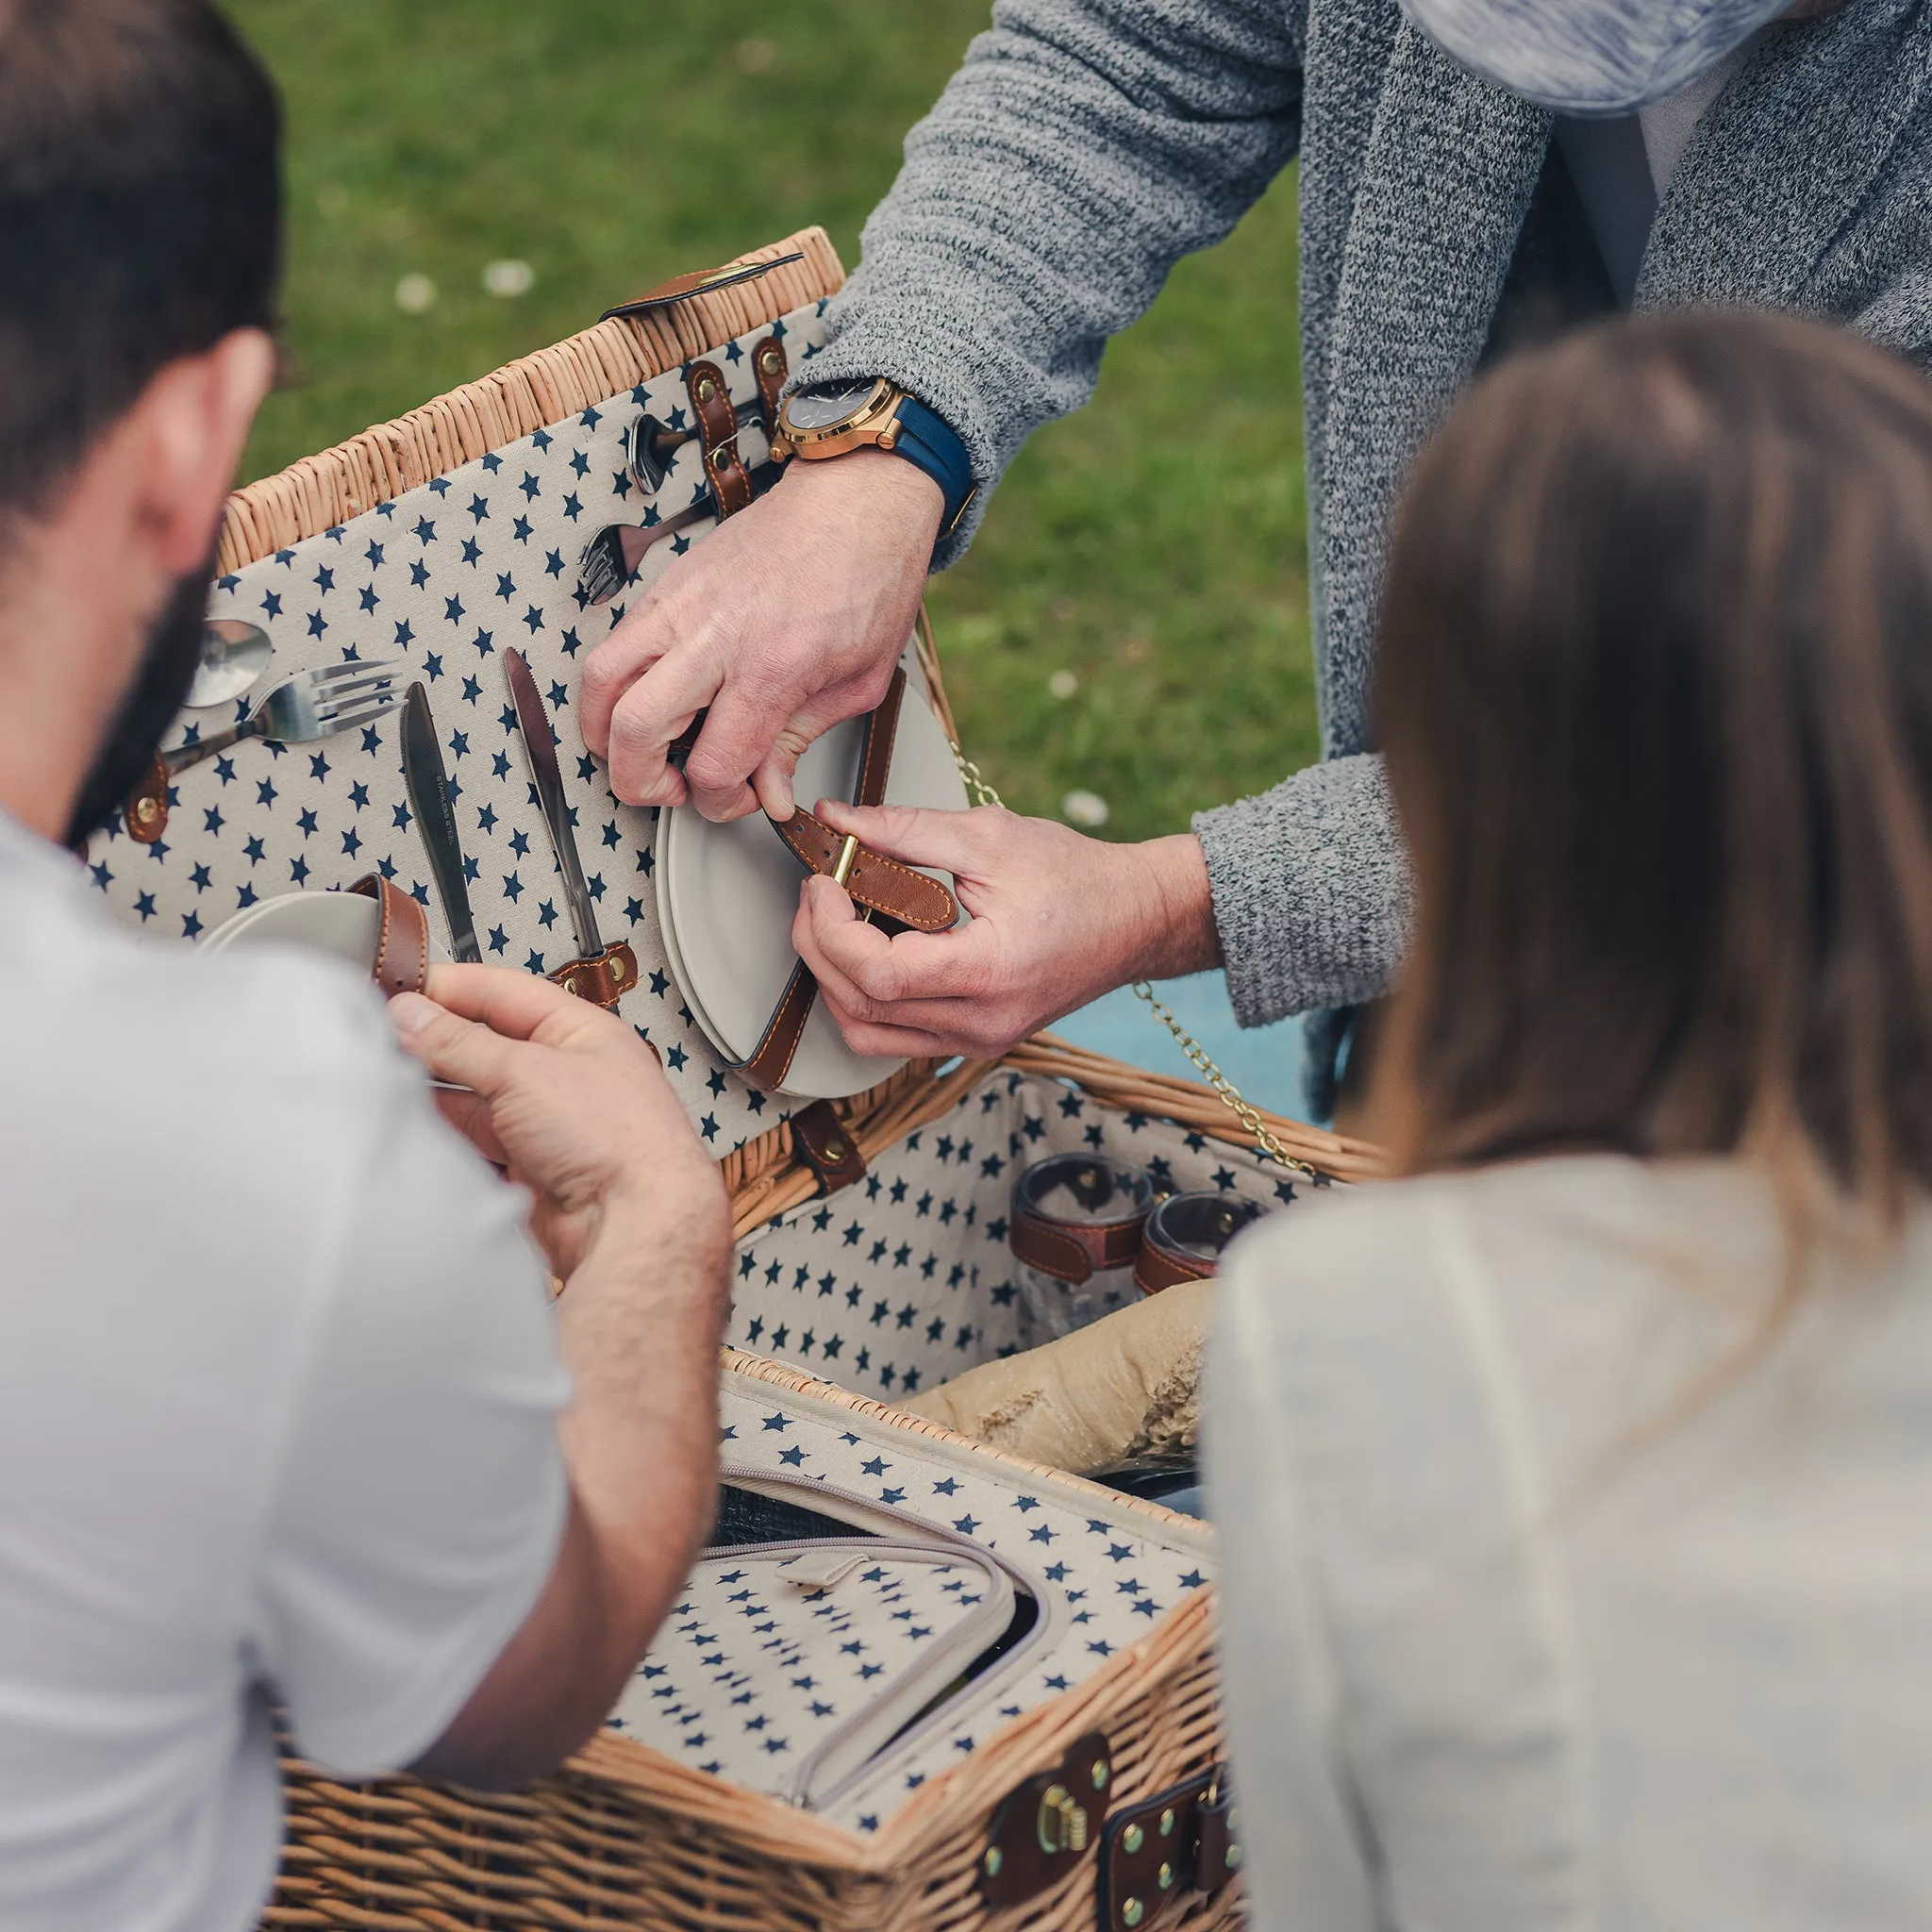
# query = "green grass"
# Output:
<box><xmin>230</xmin><ymin>0</ymin><xmax>1314</xmax><ymax>842</ymax></box>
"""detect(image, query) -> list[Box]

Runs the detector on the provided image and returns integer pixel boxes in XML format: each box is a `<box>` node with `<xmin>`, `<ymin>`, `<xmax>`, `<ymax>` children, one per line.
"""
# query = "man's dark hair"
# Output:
<box><xmin>1374</xmin><ymin>307</ymin><xmax>1932</xmax><ymax>1218</ymax></box>
<box><xmin>0</xmin><ymin>0</ymin><xmax>280</xmax><ymax>518</ymax></box>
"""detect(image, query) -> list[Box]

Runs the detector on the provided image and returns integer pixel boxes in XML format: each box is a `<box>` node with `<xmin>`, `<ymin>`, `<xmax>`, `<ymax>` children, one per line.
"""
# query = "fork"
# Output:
<box><xmin>160</xmin><ymin>659</ymin><xmax>404</xmax><ymax>777</ymax></box>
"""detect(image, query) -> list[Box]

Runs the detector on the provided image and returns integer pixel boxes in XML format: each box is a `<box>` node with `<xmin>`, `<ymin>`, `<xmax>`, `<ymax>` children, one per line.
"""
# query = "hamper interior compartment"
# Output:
<box><xmin>725</xmin><ymin>1067</ymin><xmax>1311</xmax><ymax>1406</ymax></box>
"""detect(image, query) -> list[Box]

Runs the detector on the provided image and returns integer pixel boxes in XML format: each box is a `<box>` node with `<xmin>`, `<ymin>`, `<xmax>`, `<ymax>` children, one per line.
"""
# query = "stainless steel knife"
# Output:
<box><xmin>504</xmin><ymin>648</ymin><xmax>638</xmax><ymax>1008</ymax></box>
<box><xmin>400</xmin><ymin>681</ymin><xmax>481</xmax><ymax>964</ymax></box>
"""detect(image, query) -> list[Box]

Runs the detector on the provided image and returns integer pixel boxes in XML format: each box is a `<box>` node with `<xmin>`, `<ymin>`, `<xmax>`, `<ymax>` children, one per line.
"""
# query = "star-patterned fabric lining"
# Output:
<box><xmin>725</xmin><ymin>1068</ymin><xmax>1312</xmax><ymax>1402</ymax></box>
<box><xmin>85</xmin><ymin>299</ymin><xmax>838</xmax><ymax>1158</ymax></box>
<box><xmin>605</xmin><ymin>1540</ymin><xmax>1015</xmax><ymax>1807</ymax></box>
<box><xmin>608</xmin><ymin>1373</ymin><xmax>1216</xmax><ymax>1836</ymax></box>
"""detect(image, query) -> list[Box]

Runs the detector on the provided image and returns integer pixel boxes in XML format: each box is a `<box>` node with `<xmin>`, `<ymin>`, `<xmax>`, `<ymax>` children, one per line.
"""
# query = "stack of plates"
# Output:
<box><xmin>656</xmin><ymin>676</ymin><xmax>970</xmax><ymax>1098</ymax></box>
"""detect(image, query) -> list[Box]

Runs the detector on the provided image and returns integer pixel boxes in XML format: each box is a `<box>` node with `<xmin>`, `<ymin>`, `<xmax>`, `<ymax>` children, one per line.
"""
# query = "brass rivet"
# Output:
<box><xmin>1158</xmin><ymin>1862</ymin><xmax>1174</xmax><ymax>1890</ymax></box>
<box><xmin>1159</xmin><ymin>1808</ymin><xmax>1174</xmax><ymax>1837</ymax></box>
<box><xmin>1123</xmin><ymin>1900</ymin><xmax>1144</xmax><ymax>1928</ymax></box>
<box><xmin>134</xmin><ymin>796</ymin><xmax>158</xmax><ymax>824</ymax></box>
<box><xmin>824</xmin><ymin>1137</ymin><xmax>847</xmax><ymax>1160</ymax></box>
<box><xmin>1091</xmin><ymin>1759</ymin><xmax>1109</xmax><ymax>1790</ymax></box>
<box><xmin>563</xmin><ymin>975</ymin><xmax>579</xmax><ymax>995</ymax></box>
<box><xmin>1227</xmin><ymin>1807</ymin><xmax>1241</xmax><ymax>1836</ymax></box>
<box><xmin>1226</xmin><ymin>1843</ymin><xmax>1243</xmax><ymax>1871</ymax></box>
<box><xmin>696</xmin><ymin>376</ymin><xmax>717</xmax><ymax>400</ymax></box>
<box><xmin>759</xmin><ymin>348</ymin><xmax>781</xmax><ymax>373</ymax></box>
<box><xmin>982</xmin><ymin>1847</ymin><xmax>1003</xmax><ymax>1878</ymax></box>
<box><xmin>1122</xmin><ymin>1824</ymin><xmax>1143</xmax><ymax>1856</ymax></box>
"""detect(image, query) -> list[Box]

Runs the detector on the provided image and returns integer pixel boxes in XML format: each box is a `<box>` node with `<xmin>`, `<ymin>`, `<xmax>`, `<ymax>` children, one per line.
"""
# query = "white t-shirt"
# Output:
<box><xmin>1207</xmin><ymin>1155</ymin><xmax>1932</xmax><ymax>1932</ymax></box>
<box><xmin>0</xmin><ymin>809</ymin><xmax>570</xmax><ymax>1931</ymax></box>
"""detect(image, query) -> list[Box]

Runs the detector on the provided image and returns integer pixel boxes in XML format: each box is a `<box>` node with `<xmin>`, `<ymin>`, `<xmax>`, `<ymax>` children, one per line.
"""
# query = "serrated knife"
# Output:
<box><xmin>400</xmin><ymin>681</ymin><xmax>481</xmax><ymax>964</ymax></box>
<box><xmin>505</xmin><ymin>648</ymin><xmax>639</xmax><ymax>1008</ymax></box>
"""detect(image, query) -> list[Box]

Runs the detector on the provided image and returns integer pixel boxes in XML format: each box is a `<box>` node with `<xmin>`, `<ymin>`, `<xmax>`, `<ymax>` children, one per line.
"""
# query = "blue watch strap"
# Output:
<box><xmin>888</xmin><ymin>394</ymin><xmax>976</xmax><ymax>539</ymax></box>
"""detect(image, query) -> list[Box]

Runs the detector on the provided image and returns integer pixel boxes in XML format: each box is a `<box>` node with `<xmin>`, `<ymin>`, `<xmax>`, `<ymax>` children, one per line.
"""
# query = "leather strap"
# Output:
<box><xmin>1009</xmin><ymin>1207</ymin><xmax>1146</xmax><ymax>1287</ymax></box>
<box><xmin>549</xmin><ymin>941</ymin><xmax>640</xmax><ymax>1010</ymax></box>
<box><xmin>772</xmin><ymin>808</ymin><xmax>957</xmax><ymax>931</ymax></box>
<box><xmin>348</xmin><ymin>874</ymin><xmax>430</xmax><ymax>997</ymax></box>
<box><xmin>752</xmin><ymin>333</ymin><xmax>789</xmax><ymax>453</ymax></box>
<box><xmin>126</xmin><ymin>754</ymin><xmax>169</xmax><ymax>843</ymax></box>
<box><xmin>737</xmin><ymin>666</ymin><xmax>909</xmax><ymax>1091</ymax></box>
<box><xmin>688</xmin><ymin>359</ymin><xmax>754</xmax><ymax>519</ymax></box>
<box><xmin>791</xmin><ymin>1097</ymin><xmax>867</xmax><ymax>1195</ymax></box>
<box><xmin>1132</xmin><ymin>1238</ymin><xmax>1218</xmax><ymax>1297</ymax></box>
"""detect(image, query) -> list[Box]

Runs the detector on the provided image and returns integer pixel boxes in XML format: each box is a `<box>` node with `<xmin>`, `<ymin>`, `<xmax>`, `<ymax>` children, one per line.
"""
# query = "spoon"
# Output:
<box><xmin>186</xmin><ymin>619</ymin><xmax>273</xmax><ymax>709</ymax></box>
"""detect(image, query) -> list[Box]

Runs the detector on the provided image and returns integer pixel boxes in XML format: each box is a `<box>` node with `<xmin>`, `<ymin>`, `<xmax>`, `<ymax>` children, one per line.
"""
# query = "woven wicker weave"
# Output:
<box><xmin>224</xmin><ymin>231</ymin><xmax>1382</xmax><ymax>1928</ymax></box>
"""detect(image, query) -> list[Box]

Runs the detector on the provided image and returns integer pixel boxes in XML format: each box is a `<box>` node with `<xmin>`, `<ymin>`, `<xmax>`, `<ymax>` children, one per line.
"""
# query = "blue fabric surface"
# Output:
<box><xmin>1053</xmin><ymin>972</ymin><xmax>1312</xmax><ymax>1124</ymax></box>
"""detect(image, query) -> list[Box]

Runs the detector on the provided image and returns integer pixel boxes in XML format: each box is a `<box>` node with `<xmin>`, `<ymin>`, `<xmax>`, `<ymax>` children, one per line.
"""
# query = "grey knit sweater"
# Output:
<box><xmin>807</xmin><ymin>0</ymin><xmax>1932</xmax><ymax>1033</ymax></box>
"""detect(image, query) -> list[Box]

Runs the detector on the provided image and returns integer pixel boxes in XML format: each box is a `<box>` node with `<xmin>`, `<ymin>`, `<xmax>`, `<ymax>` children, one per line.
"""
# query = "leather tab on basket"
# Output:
<box><xmin>347</xmin><ymin>874</ymin><xmax>430</xmax><ymax>998</ymax></box>
<box><xmin>978</xmin><ymin>1731</ymin><xmax>1113</xmax><ymax>1912</ymax></box>
<box><xmin>1132</xmin><ymin>1240</ymin><xmax>1217</xmax><ymax>1298</ymax></box>
<box><xmin>791</xmin><ymin>1098</ymin><xmax>866</xmax><ymax>1195</ymax></box>
<box><xmin>687</xmin><ymin>359</ymin><xmax>754</xmax><ymax>519</ymax></box>
<box><xmin>1098</xmin><ymin>1766</ymin><xmax>1236</xmax><ymax>1932</ymax></box>
<box><xmin>752</xmin><ymin>333</ymin><xmax>790</xmax><ymax>459</ymax></box>
<box><xmin>549</xmin><ymin>941</ymin><xmax>640</xmax><ymax>1010</ymax></box>
<box><xmin>1193</xmin><ymin>1780</ymin><xmax>1242</xmax><ymax>1894</ymax></box>
<box><xmin>1010</xmin><ymin>1208</ymin><xmax>1145</xmax><ymax>1287</ymax></box>
<box><xmin>125</xmin><ymin>754</ymin><xmax>170</xmax><ymax>844</ymax></box>
<box><xmin>773</xmin><ymin>809</ymin><xmax>958</xmax><ymax>932</ymax></box>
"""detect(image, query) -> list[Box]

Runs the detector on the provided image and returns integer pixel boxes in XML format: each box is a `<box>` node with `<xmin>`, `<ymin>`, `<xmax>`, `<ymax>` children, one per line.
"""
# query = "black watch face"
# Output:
<box><xmin>786</xmin><ymin>378</ymin><xmax>883</xmax><ymax>430</ymax></box>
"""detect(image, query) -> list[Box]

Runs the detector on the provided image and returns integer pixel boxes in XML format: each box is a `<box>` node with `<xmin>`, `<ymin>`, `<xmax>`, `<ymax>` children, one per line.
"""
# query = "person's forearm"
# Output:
<box><xmin>556</xmin><ymin>1196</ymin><xmax>729</xmax><ymax>1646</ymax></box>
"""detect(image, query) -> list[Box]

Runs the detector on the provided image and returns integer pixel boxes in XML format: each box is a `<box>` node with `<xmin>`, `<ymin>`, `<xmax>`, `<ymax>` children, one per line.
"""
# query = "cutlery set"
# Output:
<box><xmin>126</xmin><ymin>623</ymin><xmax>633</xmax><ymax>1009</ymax></box>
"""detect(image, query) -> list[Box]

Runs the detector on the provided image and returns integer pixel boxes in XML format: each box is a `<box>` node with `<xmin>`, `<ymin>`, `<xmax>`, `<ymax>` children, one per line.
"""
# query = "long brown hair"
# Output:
<box><xmin>1373</xmin><ymin>308</ymin><xmax>1932</xmax><ymax>1221</ymax></box>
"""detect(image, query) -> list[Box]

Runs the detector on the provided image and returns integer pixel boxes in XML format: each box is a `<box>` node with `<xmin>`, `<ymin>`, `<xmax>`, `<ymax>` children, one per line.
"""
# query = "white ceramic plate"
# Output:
<box><xmin>656</xmin><ymin>679</ymin><xmax>970</xmax><ymax>1099</ymax></box>
<box><xmin>202</xmin><ymin>888</ymin><xmax>451</xmax><ymax>974</ymax></box>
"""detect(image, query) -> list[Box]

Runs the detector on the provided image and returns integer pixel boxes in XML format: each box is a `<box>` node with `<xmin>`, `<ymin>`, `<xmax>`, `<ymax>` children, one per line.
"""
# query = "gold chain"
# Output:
<box><xmin>941</xmin><ymin>738</ymin><xmax>1312</xmax><ymax>1177</ymax></box>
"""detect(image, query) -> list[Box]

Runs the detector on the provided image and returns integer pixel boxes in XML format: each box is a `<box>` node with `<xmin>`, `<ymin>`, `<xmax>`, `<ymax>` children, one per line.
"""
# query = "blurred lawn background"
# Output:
<box><xmin>227</xmin><ymin>0</ymin><xmax>1316</xmax><ymax>847</ymax></box>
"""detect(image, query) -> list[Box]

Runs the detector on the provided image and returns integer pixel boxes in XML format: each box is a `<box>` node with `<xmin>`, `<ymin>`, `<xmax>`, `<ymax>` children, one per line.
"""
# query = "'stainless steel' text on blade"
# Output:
<box><xmin>400</xmin><ymin>681</ymin><xmax>482</xmax><ymax>964</ymax></box>
<box><xmin>504</xmin><ymin>648</ymin><xmax>603</xmax><ymax>961</ymax></box>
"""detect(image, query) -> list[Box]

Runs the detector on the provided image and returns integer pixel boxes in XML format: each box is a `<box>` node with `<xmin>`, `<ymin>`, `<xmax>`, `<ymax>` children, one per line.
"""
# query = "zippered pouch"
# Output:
<box><xmin>601</xmin><ymin>1368</ymin><xmax>1216</xmax><ymax>1836</ymax></box>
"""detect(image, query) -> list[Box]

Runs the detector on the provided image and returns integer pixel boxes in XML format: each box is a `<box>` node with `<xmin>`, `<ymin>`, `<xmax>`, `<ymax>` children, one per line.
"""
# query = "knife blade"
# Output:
<box><xmin>400</xmin><ymin>682</ymin><xmax>482</xmax><ymax>964</ymax></box>
<box><xmin>505</xmin><ymin>648</ymin><xmax>603</xmax><ymax>962</ymax></box>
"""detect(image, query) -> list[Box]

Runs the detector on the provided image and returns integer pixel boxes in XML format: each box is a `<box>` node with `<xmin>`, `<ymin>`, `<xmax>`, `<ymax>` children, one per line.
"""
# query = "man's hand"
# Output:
<box><xmin>389</xmin><ymin>963</ymin><xmax>732</xmax><ymax>1790</ymax></box>
<box><xmin>580</xmin><ymin>451</ymin><xmax>942</xmax><ymax>822</ymax></box>
<box><xmin>390</xmin><ymin>963</ymin><xmax>722</xmax><ymax>1281</ymax></box>
<box><xmin>791</xmin><ymin>802</ymin><xmax>1224</xmax><ymax>1059</ymax></box>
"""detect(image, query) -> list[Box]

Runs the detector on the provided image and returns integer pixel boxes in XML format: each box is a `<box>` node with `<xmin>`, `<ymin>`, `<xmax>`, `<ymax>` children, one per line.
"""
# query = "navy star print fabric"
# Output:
<box><xmin>85</xmin><ymin>299</ymin><xmax>836</xmax><ymax>1158</ymax></box>
<box><xmin>604</xmin><ymin>1369</ymin><xmax>1217</xmax><ymax>1833</ymax></box>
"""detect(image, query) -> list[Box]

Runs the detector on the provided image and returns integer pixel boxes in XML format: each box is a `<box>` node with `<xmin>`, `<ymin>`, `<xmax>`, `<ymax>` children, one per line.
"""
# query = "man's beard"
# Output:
<box><xmin>63</xmin><ymin>566</ymin><xmax>213</xmax><ymax>850</ymax></box>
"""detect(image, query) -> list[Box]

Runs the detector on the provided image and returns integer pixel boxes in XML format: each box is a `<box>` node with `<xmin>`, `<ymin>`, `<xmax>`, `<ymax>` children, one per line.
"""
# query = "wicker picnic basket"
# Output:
<box><xmin>144</xmin><ymin>225</ymin><xmax>1381</xmax><ymax>1929</ymax></box>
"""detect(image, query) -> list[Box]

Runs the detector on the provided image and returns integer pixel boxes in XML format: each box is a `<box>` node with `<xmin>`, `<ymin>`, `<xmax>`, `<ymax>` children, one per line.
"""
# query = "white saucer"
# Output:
<box><xmin>655</xmin><ymin>679</ymin><xmax>969</xmax><ymax>1099</ymax></box>
<box><xmin>202</xmin><ymin>888</ymin><xmax>452</xmax><ymax>975</ymax></box>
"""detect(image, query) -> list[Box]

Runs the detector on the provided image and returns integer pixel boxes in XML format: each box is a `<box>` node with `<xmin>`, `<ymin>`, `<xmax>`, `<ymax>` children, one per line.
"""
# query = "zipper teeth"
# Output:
<box><xmin>715</xmin><ymin>1467</ymin><xmax>1059</xmax><ymax>1810</ymax></box>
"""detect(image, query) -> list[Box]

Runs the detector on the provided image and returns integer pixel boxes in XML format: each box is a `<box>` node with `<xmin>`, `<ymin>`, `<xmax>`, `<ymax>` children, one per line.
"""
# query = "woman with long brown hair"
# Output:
<box><xmin>1206</xmin><ymin>308</ymin><xmax>1932</xmax><ymax>1931</ymax></box>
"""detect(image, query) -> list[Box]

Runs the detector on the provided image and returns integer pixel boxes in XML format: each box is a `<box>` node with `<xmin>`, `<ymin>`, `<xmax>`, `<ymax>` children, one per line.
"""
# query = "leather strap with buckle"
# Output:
<box><xmin>734</xmin><ymin>665</ymin><xmax>909</xmax><ymax>1091</ymax></box>
<box><xmin>1097</xmin><ymin>1767</ymin><xmax>1242</xmax><ymax>1932</ymax></box>
<box><xmin>771</xmin><ymin>808</ymin><xmax>958</xmax><ymax>932</ymax></box>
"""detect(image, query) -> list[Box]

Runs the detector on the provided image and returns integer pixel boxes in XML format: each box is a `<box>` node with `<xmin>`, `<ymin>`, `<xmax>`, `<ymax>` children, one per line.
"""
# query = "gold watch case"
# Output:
<box><xmin>774</xmin><ymin>376</ymin><xmax>908</xmax><ymax>463</ymax></box>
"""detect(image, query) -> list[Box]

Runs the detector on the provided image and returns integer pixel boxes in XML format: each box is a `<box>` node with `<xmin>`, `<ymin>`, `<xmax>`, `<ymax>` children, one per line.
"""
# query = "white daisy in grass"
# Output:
<box><xmin>1062</xmin><ymin>791</ymin><xmax>1108</xmax><ymax>828</ymax></box>
<box><xmin>393</xmin><ymin>272</ymin><xmax>436</xmax><ymax>314</ymax></box>
<box><xmin>483</xmin><ymin>258</ymin><xmax>535</xmax><ymax>299</ymax></box>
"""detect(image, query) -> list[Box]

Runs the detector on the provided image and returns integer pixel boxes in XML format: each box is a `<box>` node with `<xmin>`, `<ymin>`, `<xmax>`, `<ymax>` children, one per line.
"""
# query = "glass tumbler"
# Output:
<box><xmin>1008</xmin><ymin>1151</ymin><xmax>1155</xmax><ymax>1339</ymax></box>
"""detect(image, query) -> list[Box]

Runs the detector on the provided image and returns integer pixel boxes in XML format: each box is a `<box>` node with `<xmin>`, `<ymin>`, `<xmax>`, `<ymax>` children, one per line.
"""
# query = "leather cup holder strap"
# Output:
<box><xmin>978</xmin><ymin>1731</ymin><xmax>1115</xmax><ymax>1912</ymax></box>
<box><xmin>1131</xmin><ymin>1240</ymin><xmax>1218</xmax><ymax>1298</ymax></box>
<box><xmin>791</xmin><ymin>1097</ymin><xmax>867</xmax><ymax>1195</ymax></box>
<box><xmin>687</xmin><ymin>359</ymin><xmax>755</xmax><ymax>519</ymax></box>
<box><xmin>752</xmin><ymin>333</ymin><xmax>789</xmax><ymax>455</ymax></box>
<box><xmin>1098</xmin><ymin>1767</ymin><xmax>1242</xmax><ymax>1932</ymax></box>
<box><xmin>347</xmin><ymin>874</ymin><xmax>430</xmax><ymax>998</ymax></box>
<box><xmin>126</xmin><ymin>754</ymin><xmax>170</xmax><ymax>844</ymax></box>
<box><xmin>549</xmin><ymin>941</ymin><xmax>640</xmax><ymax>1011</ymax></box>
<box><xmin>772</xmin><ymin>808</ymin><xmax>958</xmax><ymax>932</ymax></box>
<box><xmin>1010</xmin><ymin>1208</ymin><xmax>1146</xmax><ymax>1286</ymax></box>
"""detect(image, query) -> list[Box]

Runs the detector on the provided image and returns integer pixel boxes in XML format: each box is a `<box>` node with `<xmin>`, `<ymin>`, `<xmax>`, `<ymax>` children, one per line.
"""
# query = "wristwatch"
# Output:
<box><xmin>775</xmin><ymin>376</ymin><xmax>977</xmax><ymax>539</ymax></box>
